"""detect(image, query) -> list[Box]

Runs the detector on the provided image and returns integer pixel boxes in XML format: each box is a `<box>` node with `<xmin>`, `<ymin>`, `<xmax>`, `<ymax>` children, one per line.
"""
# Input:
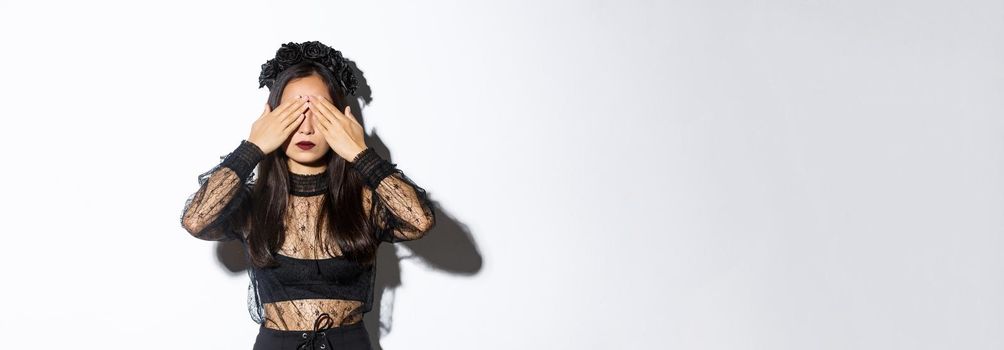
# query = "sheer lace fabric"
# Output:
<box><xmin>180</xmin><ymin>140</ymin><xmax>436</xmax><ymax>331</ymax></box>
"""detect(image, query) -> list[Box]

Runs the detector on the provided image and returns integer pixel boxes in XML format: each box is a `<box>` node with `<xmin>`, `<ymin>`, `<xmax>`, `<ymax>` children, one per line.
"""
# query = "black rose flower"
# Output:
<box><xmin>302</xmin><ymin>41</ymin><xmax>330</xmax><ymax>59</ymax></box>
<box><xmin>258</xmin><ymin>59</ymin><xmax>278</xmax><ymax>89</ymax></box>
<box><xmin>339</xmin><ymin>67</ymin><xmax>358</xmax><ymax>95</ymax></box>
<box><xmin>328</xmin><ymin>50</ymin><xmax>345</xmax><ymax>71</ymax></box>
<box><xmin>275</xmin><ymin>42</ymin><xmax>302</xmax><ymax>64</ymax></box>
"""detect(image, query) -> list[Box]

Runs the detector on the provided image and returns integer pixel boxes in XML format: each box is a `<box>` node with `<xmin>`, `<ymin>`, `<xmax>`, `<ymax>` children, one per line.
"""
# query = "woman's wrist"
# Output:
<box><xmin>221</xmin><ymin>139</ymin><xmax>265</xmax><ymax>182</ymax></box>
<box><xmin>350</xmin><ymin>147</ymin><xmax>398</xmax><ymax>189</ymax></box>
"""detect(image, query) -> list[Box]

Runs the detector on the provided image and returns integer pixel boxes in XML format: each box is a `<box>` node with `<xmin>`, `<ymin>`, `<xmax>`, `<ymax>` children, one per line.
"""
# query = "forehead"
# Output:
<box><xmin>281</xmin><ymin>75</ymin><xmax>332</xmax><ymax>101</ymax></box>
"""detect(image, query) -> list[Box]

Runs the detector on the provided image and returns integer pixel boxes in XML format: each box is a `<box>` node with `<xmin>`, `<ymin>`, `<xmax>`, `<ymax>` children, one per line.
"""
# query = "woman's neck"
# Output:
<box><xmin>287</xmin><ymin>158</ymin><xmax>329</xmax><ymax>196</ymax></box>
<box><xmin>287</xmin><ymin>159</ymin><xmax>327</xmax><ymax>176</ymax></box>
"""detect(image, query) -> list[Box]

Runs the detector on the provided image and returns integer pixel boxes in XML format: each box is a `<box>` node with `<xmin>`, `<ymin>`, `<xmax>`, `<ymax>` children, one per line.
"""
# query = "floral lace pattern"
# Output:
<box><xmin>180</xmin><ymin>140</ymin><xmax>436</xmax><ymax>331</ymax></box>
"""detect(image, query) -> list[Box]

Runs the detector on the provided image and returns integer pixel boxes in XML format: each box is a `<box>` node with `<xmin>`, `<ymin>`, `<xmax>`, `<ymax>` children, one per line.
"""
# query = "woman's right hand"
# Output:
<box><xmin>247</xmin><ymin>96</ymin><xmax>309</xmax><ymax>155</ymax></box>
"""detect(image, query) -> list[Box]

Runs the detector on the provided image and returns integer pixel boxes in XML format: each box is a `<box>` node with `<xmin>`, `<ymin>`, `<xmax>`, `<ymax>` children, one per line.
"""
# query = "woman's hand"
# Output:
<box><xmin>247</xmin><ymin>96</ymin><xmax>310</xmax><ymax>154</ymax></box>
<box><xmin>308</xmin><ymin>94</ymin><xmax>367</xmax><ymax>162</ymax></box>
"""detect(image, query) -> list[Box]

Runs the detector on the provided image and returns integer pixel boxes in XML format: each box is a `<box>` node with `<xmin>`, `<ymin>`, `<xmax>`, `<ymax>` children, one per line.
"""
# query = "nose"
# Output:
<box><xmin>298</xmin><ymin>110</ymin><xmax>315</xmax><ymax>134</ymax></box>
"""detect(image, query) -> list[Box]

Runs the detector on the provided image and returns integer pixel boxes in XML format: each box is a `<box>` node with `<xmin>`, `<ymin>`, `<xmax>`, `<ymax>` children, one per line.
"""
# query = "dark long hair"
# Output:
<box><xmin>241</xmin><ymin>60</ymin><xmax>379</xmax><ymax>268</ymax></box>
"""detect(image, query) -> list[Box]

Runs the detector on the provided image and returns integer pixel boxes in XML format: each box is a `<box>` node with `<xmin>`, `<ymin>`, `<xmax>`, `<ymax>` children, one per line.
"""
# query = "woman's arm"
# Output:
<box><xmin>353</xmin><ymin>148</ymin><xmax>436</xmax><ymax>242</ymax></box>
<box><xmin>180</xmin><ymin>139</ymin><xmax>264</xmax><ymax>241</ymax></box>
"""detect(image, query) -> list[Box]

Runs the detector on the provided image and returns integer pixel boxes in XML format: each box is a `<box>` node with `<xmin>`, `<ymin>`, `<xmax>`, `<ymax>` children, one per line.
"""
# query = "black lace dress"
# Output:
<box><xmin>180</xmin><ymin>139</ymin><xmax>435</xmax><ymax>348</ymax></box>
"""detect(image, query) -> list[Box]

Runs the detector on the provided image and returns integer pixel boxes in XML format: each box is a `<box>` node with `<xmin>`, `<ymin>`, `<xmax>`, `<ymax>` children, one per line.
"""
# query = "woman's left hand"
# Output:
<box><xmin>308</xmin><ymin>94</ymin><xmax>367</xmax><ymax>162</ymax></box>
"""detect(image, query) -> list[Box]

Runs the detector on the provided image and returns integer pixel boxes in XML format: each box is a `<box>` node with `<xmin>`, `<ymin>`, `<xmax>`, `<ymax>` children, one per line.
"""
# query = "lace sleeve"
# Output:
<box><xmin>352</xmin><ymin>148</ymin><xmax>436</xmax><ymax>243</ymax></box>
<box><xmin>180</xmin><ymin>139</ymin><xmax>264</xmax><ymax>242</ymax></box>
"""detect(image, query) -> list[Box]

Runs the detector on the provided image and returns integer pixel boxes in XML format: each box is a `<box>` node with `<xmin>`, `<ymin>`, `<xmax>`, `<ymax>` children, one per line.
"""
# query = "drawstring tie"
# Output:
<box><xmin>296</xmin><ymin>313</ymin><xmax>334</xmax><ymax>350</ymax></box>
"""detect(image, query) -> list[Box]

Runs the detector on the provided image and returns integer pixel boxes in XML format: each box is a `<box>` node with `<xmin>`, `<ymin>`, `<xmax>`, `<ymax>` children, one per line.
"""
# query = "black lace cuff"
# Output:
<box><xmin>350</xmin><ymin>147</ymin><xmax>398</xmax><ymax>189</ymax></box>
<box><xmin>221</xmin><ymin>139</ymin><xmax>265</xmax><ymax>182</ymax></box>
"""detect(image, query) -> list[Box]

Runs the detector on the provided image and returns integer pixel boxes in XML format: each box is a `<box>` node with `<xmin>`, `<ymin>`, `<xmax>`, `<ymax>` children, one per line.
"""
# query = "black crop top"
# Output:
<box><xmin>180</xmin><ymin>139</ymin><xmax>436</xmax><ymax>331</ymax></box>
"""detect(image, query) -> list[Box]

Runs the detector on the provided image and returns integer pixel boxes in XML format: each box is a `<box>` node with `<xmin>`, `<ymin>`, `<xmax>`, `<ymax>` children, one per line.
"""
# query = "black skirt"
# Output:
<box><xmin>252</xmin><ymin>318</ymin><xmax>372</xmax><ymax>350</ymax></box>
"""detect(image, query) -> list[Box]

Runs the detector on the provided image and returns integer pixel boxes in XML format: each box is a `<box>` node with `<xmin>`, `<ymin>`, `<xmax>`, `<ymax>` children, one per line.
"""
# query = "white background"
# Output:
<box><xmin>1</xmin><ymin>0</ymin><xmax>1001</xmax><ymax>349</ymax></box>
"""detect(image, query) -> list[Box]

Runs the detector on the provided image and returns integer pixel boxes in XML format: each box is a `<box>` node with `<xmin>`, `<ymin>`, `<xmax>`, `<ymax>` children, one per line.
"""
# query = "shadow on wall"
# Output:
<box><xmin>212</xmin><ymin>61</ymin><xmax>482</xmax><ymax>350</ymax></box>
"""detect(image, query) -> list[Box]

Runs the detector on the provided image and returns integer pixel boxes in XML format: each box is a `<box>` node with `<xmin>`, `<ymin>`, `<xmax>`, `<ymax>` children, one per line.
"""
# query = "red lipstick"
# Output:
<box><xmin>296</xmin><ymin>141</ymin><xmax>315</xmax><ymax>150</ymax></box>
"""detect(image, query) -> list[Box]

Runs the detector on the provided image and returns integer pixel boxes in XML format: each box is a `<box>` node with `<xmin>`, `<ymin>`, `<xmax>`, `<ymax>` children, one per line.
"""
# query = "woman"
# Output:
<box><xmin>180</xmin><ymin>41</ymin><xmax>436</xmax><ymax>350</ymax></box>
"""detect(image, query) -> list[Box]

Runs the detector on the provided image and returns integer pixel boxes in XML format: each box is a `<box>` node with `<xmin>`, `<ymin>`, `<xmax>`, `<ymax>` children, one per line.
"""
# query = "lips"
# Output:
<box><xmin>296</xmin><ymin>141</ymin><xmax>315</xmax><ymax>150</ymax></box>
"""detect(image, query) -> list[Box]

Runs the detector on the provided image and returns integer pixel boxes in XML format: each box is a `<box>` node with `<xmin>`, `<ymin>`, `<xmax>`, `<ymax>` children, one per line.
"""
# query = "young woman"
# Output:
<box><xmin>180</xmin><ymin>41</ymin><xmax>436</xmax><ymax>350</ymax></box>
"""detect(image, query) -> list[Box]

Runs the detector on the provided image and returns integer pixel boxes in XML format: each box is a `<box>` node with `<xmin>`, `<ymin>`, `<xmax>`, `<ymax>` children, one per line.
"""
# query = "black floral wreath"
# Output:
<box><xmin>257</xmin><ymin>41</ymin><xmax>358</xmax><ymax>96</ymax></box>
